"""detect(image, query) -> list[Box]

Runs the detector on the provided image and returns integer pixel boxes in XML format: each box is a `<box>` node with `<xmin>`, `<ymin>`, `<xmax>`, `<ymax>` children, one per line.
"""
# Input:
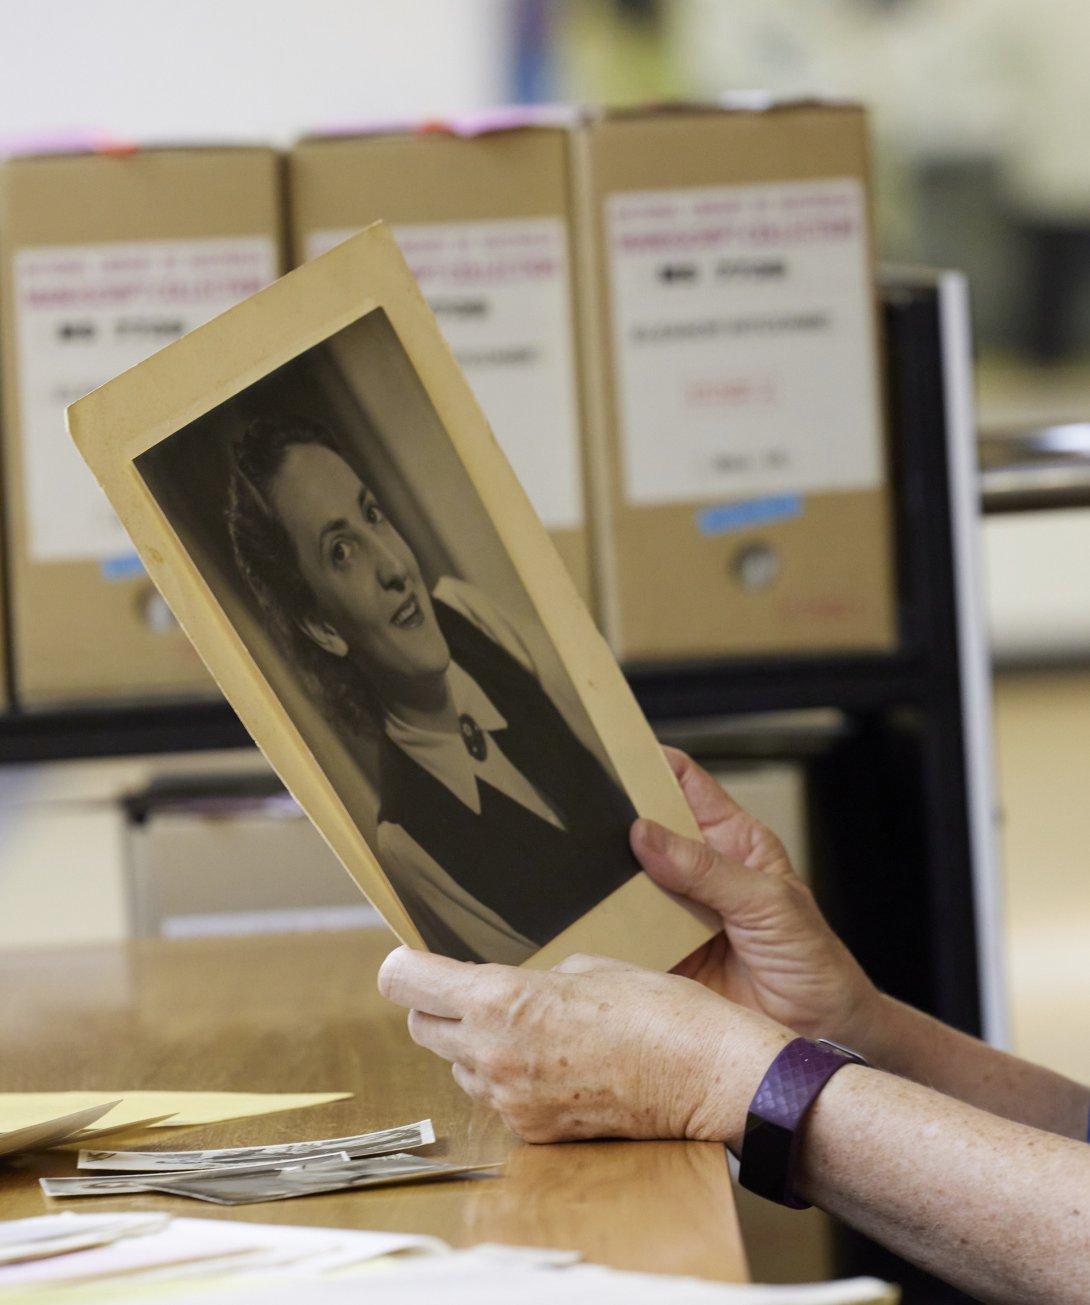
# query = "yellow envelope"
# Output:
<box><xmin>0</xmin><ymin>1091</ymin><xmax>352</xmax><ymax>1135</ymax></box>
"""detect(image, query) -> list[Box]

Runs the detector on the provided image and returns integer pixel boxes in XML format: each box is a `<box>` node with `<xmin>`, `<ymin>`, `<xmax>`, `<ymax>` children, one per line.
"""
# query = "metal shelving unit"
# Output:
<box><xmin>980</xmin><ymin>421</ymin><xmax>1090</xmax><ymax>514</ymax></box>
<box><xmin>0</xmin><ymin>698</ymin><xmax>249</xmax><ymax>765</ymax></box>
<box><xmin>0</xmin><ymin>653</ymin><xmax>923</xmax><ymax>765</ymax></box>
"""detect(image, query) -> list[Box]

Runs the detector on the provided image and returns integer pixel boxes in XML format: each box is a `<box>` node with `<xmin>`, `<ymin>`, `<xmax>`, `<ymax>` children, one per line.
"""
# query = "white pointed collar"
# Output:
<box><xmin>384</xmin><ymin>662</ymin><xmax>507</xmax><ymax>813</ymax></box>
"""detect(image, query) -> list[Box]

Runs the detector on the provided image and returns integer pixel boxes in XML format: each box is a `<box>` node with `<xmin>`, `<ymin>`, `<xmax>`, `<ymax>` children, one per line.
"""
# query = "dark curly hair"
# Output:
<box><xmin>226</xmin><ymin>414</ymin><xmax>381</xmax><ymax>738</ymax></box>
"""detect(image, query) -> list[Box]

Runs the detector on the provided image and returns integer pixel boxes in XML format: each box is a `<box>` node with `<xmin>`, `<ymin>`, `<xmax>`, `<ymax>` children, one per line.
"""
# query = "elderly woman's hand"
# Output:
<box><xmin>378</xmin><ymin>948</ymin><xmax>790</xmax><ymax>1148</ymax></box>
<box><xmin>632</xmin><ymin>748</ymin><xmax>880</xmax><ymax>1051</ymax></box>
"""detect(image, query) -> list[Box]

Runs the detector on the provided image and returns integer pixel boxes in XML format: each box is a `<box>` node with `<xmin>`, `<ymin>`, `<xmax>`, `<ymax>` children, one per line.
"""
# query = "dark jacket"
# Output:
<box><xmin>378</xmin><ymin>599</ymin><xmax>638</xmax><ymax>960</ymax></box>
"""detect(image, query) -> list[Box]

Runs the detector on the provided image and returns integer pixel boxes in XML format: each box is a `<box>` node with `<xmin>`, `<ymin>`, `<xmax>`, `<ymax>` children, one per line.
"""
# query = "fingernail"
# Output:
<box><xmin>637</xmin><ymin>819</ymin><xmax>668</xmax><ymax>853</ymax></box>
<box><xmin>376</xmin><ymin>945</ymin><xmax>405</xmax><ymax>995</ymax></box>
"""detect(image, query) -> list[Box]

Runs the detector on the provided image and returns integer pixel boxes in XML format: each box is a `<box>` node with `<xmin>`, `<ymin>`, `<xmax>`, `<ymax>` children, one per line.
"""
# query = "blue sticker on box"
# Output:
<box><xmin>100</xmin><ymin>553</ymin><xmax>145</xmax><ymax>581</ymax></box>
<box><xmin>696</xmin><ymin>494</ymin><xmax>803</xmax><ymax>537</ymax></box>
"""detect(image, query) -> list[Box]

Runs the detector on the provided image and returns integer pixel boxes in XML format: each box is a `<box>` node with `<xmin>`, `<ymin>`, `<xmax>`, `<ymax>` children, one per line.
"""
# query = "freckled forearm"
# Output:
<box><xmin>795</xmin><ymin>1067</ymin><xmax>1090</xmax><ymax>1304</ymax></box>
<box><xmin>854</xmin><ymin>994</ymin><xmax>1090</xmax><ymax>1141</ymax></box>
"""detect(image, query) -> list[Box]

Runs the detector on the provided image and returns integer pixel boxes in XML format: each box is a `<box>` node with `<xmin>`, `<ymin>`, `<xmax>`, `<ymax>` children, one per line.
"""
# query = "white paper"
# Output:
<box><xmin>0</xmin><ymin>1212</ymin><xmax>166</xmax><ymax>1266</ymax></box>
<box><xmin>309</xmin><ymin>219</ymin><xmax>583</xmax><ymax>531</ymax></box>
<box><xmin>0</xmin><ymin>1211</ymin><xmax>443</xmax><ymax>1284</ymax></box>
<box><xmin>0</xmin><ymin>1216</ymin><xmax>892</xmax><ymax>1302</ymax></box>
<box><xmin>60</xmin><ymin>1254</ymin><xmax>894</xmax><ymax>1303</ymax></box>
<box><xmin>355</xmin><ymin>1256</ymin><xmax>896</xmax><ymax>1304</ymax></box>
<box><xmin>13</xmin><ymin>236</ymin><xmax>279</xmax><ymax>563</ymax></box>
<box><xmin>606</xmin><ymin>178</ymin><xmax>884</xmax><ymax>506</ymax></box>
<box><xmin>0</xmin><ymin>1214</ymin><xmax>440</xmax><ymax>1288</ymax></box>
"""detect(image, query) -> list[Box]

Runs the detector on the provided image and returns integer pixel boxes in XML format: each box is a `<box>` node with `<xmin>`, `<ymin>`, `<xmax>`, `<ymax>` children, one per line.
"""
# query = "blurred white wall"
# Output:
<box><xmin>674</xmin><ymin>0</ymin><xmax>1016</xmax><ymax>158</ymax></box>
<box><xmin>993</xmin><ymin>668</ymin><xmax>1090</xmax><ymax>1085</ymax></box>
<box><xmin>985</xmin><ymin>511</ymin><xmax>1090</xmax><ymax>663</ymax></box>
<box><xmin>0</xmin><ymin>0</ymin><xmax>510</xmax><ymax>145</ymax></box>
<box><xmin>673</xmin><ymin>0</ymin><xmax>1090</xmax><ymax>244</ymax></box>
<box><xmin>999</xmin><ymin>0</ymin><xmax>1090</xmax><ymax>219</ymax></box>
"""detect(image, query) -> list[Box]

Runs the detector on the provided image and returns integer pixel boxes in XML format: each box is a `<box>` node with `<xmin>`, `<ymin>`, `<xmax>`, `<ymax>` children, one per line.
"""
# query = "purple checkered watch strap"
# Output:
<box><xmin>751</xmin><ymin>1038</ymin><xmax>851</xmax><ymax>1125</ymax></box>
<box><xmin>739</xmin><ymin>1037</ymin><xmax>866</xmax><ymax>1210</ymax></box>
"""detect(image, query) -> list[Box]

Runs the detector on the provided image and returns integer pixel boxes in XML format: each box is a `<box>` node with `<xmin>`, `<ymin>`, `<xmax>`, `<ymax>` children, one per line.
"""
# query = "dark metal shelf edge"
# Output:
<box><xmin>0</xmin><ymin>653</ymin><xmax>925</xmax><ymax>765</ymax></box>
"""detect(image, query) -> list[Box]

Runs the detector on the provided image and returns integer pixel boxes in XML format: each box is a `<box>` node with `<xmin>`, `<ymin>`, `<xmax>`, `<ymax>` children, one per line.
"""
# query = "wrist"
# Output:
<box><xmin>840</xmin><ymin>989</ymin><xmax>907</xmax><ymax>1070</ymax></box>
<box><xmin>691</xmin><ymin>1012</ymin><xmax>792</xmax><ymax>1153</ymax></box>
<box><xmin>823</xmin><ymin>976</ymin><xmax>889</xmax><ymax>1061</ymax></box>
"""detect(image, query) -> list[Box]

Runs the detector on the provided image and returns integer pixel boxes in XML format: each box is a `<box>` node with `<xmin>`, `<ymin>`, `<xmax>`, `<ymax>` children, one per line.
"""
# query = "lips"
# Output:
<box><xmin>390</xmin><ymin>593</ymin><xmax>425</xmax><ymax>630</ymax></box>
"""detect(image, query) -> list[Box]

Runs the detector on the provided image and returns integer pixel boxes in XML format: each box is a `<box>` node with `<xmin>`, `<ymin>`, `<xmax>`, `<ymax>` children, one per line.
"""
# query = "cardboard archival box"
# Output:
<box><xmin>0</xmin><ymin>145</ymin><xmax>284</xmax><ymax>704</ymax></box>
<box><xmin>130</xmin><ymin>803</ymin><xmax>377</xmax><ymax>939</ymax></box>
<box><xmin>575</xmin><ymin>102</ymin><xmax>897</xmax><ymax>662</ymax></box>
<box><xmin>67</xmin><ymin>223</ymin><xmax>715</xmax><ymax>970</ymax></box>
<box><xmin>288</xmin><ymin>122</ymin><xmax>595</xmax><ymax>609</ymax></box>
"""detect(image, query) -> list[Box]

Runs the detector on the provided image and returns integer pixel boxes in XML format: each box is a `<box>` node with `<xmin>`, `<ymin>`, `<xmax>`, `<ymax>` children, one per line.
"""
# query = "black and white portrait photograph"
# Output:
<box><xmin>136</xmin><ymin>305</ymin><xmax>639</xmax><ymax>964</ymax></box>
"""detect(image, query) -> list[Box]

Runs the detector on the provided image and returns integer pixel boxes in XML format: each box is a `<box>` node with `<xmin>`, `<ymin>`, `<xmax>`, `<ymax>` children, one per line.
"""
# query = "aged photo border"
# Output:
<box><xmin>67</xmin><ymin>222</ymin><xmax>714</xmax><ymax>970</ymax></box>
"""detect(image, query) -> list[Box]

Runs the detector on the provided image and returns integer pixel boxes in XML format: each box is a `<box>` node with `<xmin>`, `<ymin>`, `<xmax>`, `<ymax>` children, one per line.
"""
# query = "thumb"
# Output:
<box><xmin>631</xmin><ymin>818</ymin><xmax>771</xmax><ymax>922</ymax></box>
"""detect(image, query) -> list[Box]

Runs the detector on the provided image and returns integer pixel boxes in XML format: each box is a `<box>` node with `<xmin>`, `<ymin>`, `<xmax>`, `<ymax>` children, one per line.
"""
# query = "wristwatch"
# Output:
<box><xmin>738</xmin><ymin>1037</ymin><xmax>869</xmax><ymax>1209</ymax></box>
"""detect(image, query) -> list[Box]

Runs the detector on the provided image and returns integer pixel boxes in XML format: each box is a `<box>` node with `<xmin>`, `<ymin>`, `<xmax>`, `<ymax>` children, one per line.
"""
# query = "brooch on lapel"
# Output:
<box><xmin>458</xmin><ymin>712</ymin><xmax>488</xmax><ymax>761</ymax></box>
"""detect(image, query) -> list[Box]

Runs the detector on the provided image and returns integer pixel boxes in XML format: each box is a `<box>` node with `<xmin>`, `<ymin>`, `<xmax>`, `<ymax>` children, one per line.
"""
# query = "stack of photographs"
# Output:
<box><xmin>42</xmin><ymin>1118</ymin><xmax>500</xmax><ymax>1207</ymax></box>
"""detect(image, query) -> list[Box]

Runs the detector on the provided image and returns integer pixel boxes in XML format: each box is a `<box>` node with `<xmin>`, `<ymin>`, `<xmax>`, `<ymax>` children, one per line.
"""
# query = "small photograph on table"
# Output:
<box><xmin>136</xmin><ymin>306</ymin><xmax>638</xmax><ymax>964</ymax></box>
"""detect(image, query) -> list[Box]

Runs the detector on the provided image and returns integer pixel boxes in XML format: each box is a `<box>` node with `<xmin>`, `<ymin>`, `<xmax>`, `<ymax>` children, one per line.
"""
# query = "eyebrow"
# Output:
<box><xmin>316</xmin><ymin>487</ymin><xmax>370</xmax><ymax>558</ymax></box>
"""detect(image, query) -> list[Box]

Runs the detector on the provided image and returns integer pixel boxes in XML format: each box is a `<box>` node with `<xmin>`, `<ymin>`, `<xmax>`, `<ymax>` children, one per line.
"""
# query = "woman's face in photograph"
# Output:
<box><xmin>269</xmin><ymin>442</ymin><xmax>450</xmax><ymax>686</ymax></box>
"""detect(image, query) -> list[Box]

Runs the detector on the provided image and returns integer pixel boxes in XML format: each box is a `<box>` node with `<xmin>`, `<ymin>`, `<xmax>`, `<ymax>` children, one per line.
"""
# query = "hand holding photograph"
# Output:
<box><xmin>67</xmin><ymin>222</ymin><xmax>715</xmax><ymax>969</ymax></box>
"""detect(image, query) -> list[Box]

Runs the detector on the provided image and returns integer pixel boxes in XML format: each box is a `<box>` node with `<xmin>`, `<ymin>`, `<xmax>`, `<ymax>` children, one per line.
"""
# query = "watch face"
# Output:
<box><xmin>815</xmin><ymin>1037</ymin><xmax>869</xmax><ymax>1067</ymax></box>
<box><xmin>740</xmin><ymin>1112</ymin><xmax>796</xmax><ymax>1207</ymax></box>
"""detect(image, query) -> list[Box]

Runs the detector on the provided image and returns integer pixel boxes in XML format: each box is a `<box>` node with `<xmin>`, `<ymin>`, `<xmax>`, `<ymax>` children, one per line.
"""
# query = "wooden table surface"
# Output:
<box><xmin>0</xmin><ymin>929</ymin><xmax>747</xmax><ymax>1281</ymax></box>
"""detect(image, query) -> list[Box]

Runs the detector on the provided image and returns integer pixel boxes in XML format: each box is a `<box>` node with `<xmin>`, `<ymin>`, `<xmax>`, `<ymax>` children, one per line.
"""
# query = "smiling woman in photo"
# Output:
<box><xmin>226</xmin><ymin>414</ymin><xmax>637</xmax><ymax>964</ymax></box>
